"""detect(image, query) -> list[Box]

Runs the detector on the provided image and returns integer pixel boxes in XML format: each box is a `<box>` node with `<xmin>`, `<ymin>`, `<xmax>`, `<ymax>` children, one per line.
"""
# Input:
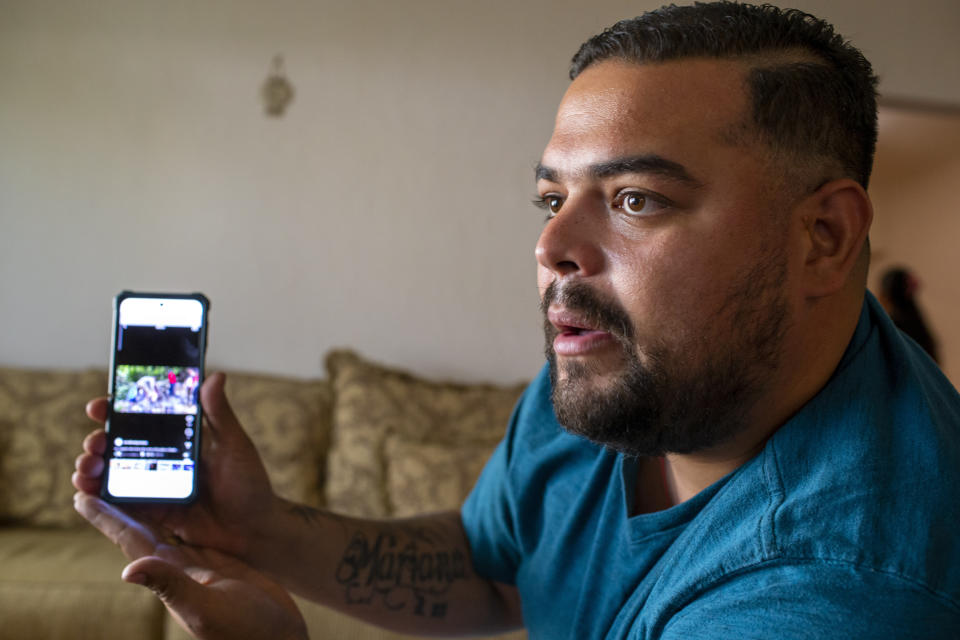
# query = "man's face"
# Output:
<box><xmin>536</xmin><ymin>59</ymin><xmax>798</xmax><ymax>457</ymax></box>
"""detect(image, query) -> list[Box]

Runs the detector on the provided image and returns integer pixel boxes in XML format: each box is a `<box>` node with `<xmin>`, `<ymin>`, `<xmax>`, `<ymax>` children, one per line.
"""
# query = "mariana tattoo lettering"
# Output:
<box><xmin>334</xmin><ymin>528</ymin><xmax>468</xmax><ymax>617</ymax></box>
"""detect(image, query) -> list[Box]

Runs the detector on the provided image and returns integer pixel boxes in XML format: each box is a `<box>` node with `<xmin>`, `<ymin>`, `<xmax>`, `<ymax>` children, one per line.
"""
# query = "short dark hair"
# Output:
<box><xmin>570</xmin><ymin>2</ymin><xmax>879</xmax><ymax>188</ymax></box>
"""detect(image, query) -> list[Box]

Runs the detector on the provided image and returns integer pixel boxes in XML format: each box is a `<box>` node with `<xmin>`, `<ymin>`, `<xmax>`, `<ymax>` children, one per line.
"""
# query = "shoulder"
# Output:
<box><xmin>659</xmin><ymin>559</ymin><xmax>960</xmax><ymax>639</ymax></box>
<box><xmin>754</xmin><ymin>294</ymin><xmax>960</xmax><ymax>604</ymax></box>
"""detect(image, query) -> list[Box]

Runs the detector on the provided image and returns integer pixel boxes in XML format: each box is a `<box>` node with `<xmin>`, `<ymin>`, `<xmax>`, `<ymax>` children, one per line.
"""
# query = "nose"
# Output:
<box><xmin>535</xmin><ymin>197</ymin><xmax>605</xmax><ymax>279</ymax></box>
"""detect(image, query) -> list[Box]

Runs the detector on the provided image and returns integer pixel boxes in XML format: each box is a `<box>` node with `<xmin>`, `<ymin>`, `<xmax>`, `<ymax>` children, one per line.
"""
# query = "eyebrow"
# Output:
<box><xmin>535</xmin><ymin>154</ymin><xmax>703</xmax><ymax>188</ymax></box>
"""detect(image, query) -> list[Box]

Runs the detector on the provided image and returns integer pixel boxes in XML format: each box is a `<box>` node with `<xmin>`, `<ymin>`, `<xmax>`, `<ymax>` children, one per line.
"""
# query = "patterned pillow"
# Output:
<box><xmin>221</xmin><ymin>371</ymin><xmax>331</xmax><ymax>508</ymax></box>
<box><xmin>324</xmin><ymin>350</ymin><xmax>526</xmax><ymax>518</ymax></box>
<box><xmin>383</xmin><ymin>436</ymin><xmax>498</xmax><ymax>518</ymax></box>
<box><xmin>0</xmin><ymin>367</ymin><xmax>108</xmax><ymax>527</ymax></box>
<box><xmin>0</xmin><ymin>367</ymin><xmax>332</xmax><ymax>528</ymax></box>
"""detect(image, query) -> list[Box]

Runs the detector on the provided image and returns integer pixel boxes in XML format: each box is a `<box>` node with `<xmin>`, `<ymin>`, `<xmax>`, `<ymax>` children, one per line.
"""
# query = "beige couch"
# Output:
<box><xmin>0</xmin><ymin>350</ymin><xmax>528</xmax><ymax>640</ymax></box>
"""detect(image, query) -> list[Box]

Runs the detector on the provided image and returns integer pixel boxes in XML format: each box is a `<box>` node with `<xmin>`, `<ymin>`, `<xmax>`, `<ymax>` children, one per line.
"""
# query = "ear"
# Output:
<box><xmin>797</xmin><ymin>178</ymin><xmax>873</xmax><ymax>298</ymax></box>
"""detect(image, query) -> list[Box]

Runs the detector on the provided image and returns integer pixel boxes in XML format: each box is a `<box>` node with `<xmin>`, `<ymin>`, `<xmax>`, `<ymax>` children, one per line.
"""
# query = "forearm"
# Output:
<box><xmin>247</xmin><ymin>499</ymin><xmax>523</xmax><ymax>636</ymax></box>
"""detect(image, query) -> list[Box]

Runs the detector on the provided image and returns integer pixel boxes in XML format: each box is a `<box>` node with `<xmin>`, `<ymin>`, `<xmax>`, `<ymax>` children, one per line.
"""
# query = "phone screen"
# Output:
<box><xmin>102</xmin><ymin>293</ymin><xmax>208</xmax><ymax>503</ymax></box>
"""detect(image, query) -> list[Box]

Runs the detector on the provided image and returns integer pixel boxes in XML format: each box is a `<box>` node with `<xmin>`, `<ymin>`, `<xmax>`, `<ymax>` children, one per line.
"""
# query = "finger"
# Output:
<box><xmin>200</xmin><ymin>372</ymin><xmax>242</xmax><ymax>437</ymax></box>
<box><xmin>73</xmin><ymin>436</ymin><xmax>106</xmax><ymax>494</ymax></box>
<box><xmin>83</xmin><ymin>429</ymin><xmax>107</xmax><ymax>456</ymax></box>
<box><xmin>122</xmin><ymin>556</ymin><xmax>211</xmax><ymax>616</ymax></box>
<box><xmin>72</xmin><ymin>452</ymin><xmax>105</xmax><ymax>493</ymax></box>
<box><xmin>72</xmin><ymin>469</ymin><xmax>101</xmax><ymax>494</ymax></box>
<box><xmin>75</xmin><ymin>451</ymin><xmax>104</xmax><ymax>477</ymax></box>
<box><xmin>86</xmin><ymin>398</ymin><xmax>108</xmax><ymax>423</ymax></box>
<box><xmin>73</xmin><ymin>492</ymin><xmax>157</xmax><ymax>560</ymax></box>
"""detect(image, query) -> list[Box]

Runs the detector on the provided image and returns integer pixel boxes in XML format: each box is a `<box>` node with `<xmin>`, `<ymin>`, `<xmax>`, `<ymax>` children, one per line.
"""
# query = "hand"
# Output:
<box><xmin>74</xmin><ymin>493</ymin><xmax>307</xmax><ymax>640</ymax></box>
<box><xmin>73</xmin><ymin>372</ymin><xmax>280</xmax><ymax>562</ymax></box>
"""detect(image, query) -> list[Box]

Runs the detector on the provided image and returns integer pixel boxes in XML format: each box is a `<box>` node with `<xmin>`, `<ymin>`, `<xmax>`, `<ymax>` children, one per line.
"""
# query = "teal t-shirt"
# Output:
<box><xmin>462</xmin><ymin>294</ymin><xmax>960</xmax><ymax>638</ymax></box>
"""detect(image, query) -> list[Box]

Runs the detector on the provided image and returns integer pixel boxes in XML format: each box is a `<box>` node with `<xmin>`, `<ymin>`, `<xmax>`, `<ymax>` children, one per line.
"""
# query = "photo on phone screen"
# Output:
<box><xmin>102</xmin><ymin>292</ymin><xmax>208</xmax><ymax>503</ymax></box>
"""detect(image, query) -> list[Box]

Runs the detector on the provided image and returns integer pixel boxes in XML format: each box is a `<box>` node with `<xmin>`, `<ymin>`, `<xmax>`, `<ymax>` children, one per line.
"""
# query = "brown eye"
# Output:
<box><xmin>548</xmin><ymin>196</ymin><xmax>562</xmax><ymax>214</ymax></box>
<box><xmin>623</xmin><ymin>193</ymin><xmax>646</xmax><ymax>215</ymax></box>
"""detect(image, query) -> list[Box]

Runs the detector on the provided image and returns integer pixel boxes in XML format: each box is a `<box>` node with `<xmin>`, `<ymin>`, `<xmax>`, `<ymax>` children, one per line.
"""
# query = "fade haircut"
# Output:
<box><xmin>570</xmin><ymin>2</ymin><xmax>879</xmax><ymax>189</ymax></box>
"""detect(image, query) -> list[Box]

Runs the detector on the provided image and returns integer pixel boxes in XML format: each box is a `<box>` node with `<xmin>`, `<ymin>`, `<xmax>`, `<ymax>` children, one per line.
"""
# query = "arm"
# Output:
<box><xmin>74</xmin><ymin>372</ymin><xmax>521</xmax><ymax>638</ymax></box>
<box><xmin>251</xmin><ymin>501</ymin><xmax>523</xmax><ymax>636</ymax></box>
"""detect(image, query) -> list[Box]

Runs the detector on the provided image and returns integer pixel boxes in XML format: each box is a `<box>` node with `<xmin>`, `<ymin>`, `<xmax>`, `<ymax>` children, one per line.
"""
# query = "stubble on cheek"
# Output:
<box><xmin>539</xmin><ymin>235</ymin><xmax>791</xmax><ymax>457</ymax></box>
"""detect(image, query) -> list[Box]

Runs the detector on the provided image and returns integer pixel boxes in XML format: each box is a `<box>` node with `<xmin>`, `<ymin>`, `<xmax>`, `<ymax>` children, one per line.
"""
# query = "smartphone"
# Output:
<box><xmin>101</xmin><ymin>291</ymin><xmax>209</xmax><ymax>503</ymax></box>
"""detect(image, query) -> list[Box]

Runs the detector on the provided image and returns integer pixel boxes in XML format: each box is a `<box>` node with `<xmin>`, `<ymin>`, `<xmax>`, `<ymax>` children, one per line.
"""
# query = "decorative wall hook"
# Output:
<box><xmin>261</xmin><ymin>55</ymin><xmax>294</xmax><ymax>117</ymax></box>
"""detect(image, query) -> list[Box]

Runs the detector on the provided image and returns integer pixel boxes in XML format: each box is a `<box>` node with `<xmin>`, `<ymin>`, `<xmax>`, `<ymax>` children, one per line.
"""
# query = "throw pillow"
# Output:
<box><xmin>0</xmin><ymin>368</ymin><xmax>107</xmax><ymax>527</ymax></box>
<box><xmin>0</xmin><ymin>367</ymin><xmax>332</xmax><ymax>527</ymax></box>
<box><xmin>222</xmin><ymin>371</ymin><xmax>331</xmax><ymax>508</ymax></box>
<box><xmin>383</xmin><ymin>436</ymin><xmax>497</xmax><ymax>518</ymax></box>
<box><xmin>324</xmin><ymin>350</ymin><xmax>526</xmax><ymax>518</ymax></box>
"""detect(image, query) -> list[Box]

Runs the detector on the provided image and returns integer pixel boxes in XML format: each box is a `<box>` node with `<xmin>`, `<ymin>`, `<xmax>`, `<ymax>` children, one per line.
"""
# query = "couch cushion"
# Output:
<box><xmin>0</xmin><ymin>367</ymin><xmax>107</xmax><ymax>527</ymax></box>
<box><xmin>324</xmin><ymin>350</ymin><xmax>525</xmax><ymax>518</ymax></box>
<box><xmin>0</xmin><ymin>526</ymin><xmax>526</xmax><ymax>640</ymax></box>
<box><xmin>0</xmin><ymin>527</ymin><xmax>165</xmax><ymax>639</ymax></box>
<box><xmin>221</xmin><ymin>371</ymin><xmax>332</xmax><ymax>508</ymax></box>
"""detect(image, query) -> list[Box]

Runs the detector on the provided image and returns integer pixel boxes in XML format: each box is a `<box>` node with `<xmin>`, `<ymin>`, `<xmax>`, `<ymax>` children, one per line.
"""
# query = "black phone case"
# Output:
<box><xmin>101</xmin><ymin>291</ymin><xmax>209</xmax><ymax>504</ymax></box>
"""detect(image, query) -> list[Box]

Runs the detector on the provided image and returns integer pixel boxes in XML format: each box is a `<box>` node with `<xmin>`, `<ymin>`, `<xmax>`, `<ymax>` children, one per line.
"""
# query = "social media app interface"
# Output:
<box><xmin>107</xmin><ymin>297</ymin><xmax>204</xmax><ymax>499</ymax></box>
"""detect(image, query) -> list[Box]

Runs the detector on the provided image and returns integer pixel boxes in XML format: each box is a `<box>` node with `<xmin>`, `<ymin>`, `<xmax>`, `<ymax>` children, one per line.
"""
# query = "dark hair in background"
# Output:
<box><xmin>570</xmin><ymin>2</ymin><xmax>879</xmax><ymax>189</ymax></box>
<box><xmin>880</xmin><ymin>267</ymin><xmax>940</xmax><ymax>363</ymax></box>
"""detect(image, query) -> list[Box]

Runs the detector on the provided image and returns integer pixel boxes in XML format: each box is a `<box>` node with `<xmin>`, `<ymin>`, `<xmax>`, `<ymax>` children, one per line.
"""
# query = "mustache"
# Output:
<box><xmin>540</xmin><ymin>281</ymin><xmax>635</xmax><ymax>344</ymax></box>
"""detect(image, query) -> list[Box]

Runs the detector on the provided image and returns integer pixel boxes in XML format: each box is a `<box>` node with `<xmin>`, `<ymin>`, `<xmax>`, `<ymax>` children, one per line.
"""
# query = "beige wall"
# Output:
<box><xmin>2</xmin><ymin>0</ymin><xmax>958</xmax><ymax>382</ymax></box>
<box><xmin>869</xmin><ymin>107</ymin><xmax>960</xmax><ymax>386</ymax></box>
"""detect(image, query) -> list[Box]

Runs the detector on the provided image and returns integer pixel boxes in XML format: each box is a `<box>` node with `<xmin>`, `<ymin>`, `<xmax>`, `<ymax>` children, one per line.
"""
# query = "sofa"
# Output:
<box><xmin>0</xmin><ymin>350</ymin><xmax>529</xmax><ymax>640</ymax></box>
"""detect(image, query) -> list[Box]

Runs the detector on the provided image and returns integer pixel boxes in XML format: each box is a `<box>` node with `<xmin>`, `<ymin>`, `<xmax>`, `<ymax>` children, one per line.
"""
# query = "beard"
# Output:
<box><xmin>542</xmin><ymin>251</ymin><xmax>789</xmax><ymax>458</ymax></box>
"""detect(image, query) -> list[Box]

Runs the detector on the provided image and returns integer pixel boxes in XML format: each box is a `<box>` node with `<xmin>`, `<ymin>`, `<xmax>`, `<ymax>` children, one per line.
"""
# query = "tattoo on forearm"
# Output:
<box><xmin>289</xmin><ymin>504</ymin><xmax>325</xmax><ymax>526</ymax></box>
<box><xmin>287</xmin><ymin>503</ymin><xmax>350</xmax><ymax>541</ymax></box>
<box><xmin>334</xmin><ymin>528</ymin><xmax>468</xmax><ymax>618</ymax></box>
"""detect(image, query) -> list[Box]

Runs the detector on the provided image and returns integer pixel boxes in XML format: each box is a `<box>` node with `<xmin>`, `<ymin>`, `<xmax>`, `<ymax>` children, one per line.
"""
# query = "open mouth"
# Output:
<box><xmin>548</xmin><ymin>308</ymin><xmax>616</xmax><ymax>356</ymax></box>
<box><xmin>560</xmin><ymin>325</ymin><xmax>607</xmax><ymax>338</ymax></box>
<box><xmin>550</xmin><ymin>309</ymin><xmax>593</xmax><ymax>332</ymax></box>
<box><xmin>559</xmin><ymin>324</ymin><xmax>590</xmax><ymax>336</ymax></box>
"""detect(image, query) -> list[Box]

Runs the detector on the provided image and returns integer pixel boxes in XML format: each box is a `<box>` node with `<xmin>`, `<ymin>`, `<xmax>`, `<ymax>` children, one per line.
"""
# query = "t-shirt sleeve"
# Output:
<box><xmin>659</xmin><ymin>561</ymin><xmax>960</xmax><ymax>639</ymax></box>
<box><xmin>460</xmin><ymin>390</ymin><xmax>526</xmax><ymax>585</ymax></box>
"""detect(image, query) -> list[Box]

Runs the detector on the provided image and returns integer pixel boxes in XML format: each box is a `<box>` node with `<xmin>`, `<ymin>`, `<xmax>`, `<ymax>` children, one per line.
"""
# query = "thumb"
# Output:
<box><xmin>199</xmin><ymin>372</ymin><xmax>242</xmax><ymax>437</ymax></box>
<box><xmin>122</xmin><ymin>556</ymin><xmax>207</xmax><ymax>610</ymax></box>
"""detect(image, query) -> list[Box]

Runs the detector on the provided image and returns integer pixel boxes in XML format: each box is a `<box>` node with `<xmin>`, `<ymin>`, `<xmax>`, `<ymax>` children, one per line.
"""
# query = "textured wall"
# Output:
<box><xmin>1</xmin><ymin>0</ymin><xmax>958</xmax><ymax>382</ymax></box>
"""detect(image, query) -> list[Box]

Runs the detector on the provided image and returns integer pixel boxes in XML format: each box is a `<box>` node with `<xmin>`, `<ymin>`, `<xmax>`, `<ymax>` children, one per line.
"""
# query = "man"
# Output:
<box><xmin>73</xmin><ymin>3</ymin><xmax>960</xmax><ymax>638</ymax></box>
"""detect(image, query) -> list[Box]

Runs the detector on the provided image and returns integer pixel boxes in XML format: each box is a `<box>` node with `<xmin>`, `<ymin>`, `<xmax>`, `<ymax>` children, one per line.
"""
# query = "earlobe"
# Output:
<box><xmin>800</xmin><ymin>179</ymin><xmax>873</xmax><ymax>299</ymax></box>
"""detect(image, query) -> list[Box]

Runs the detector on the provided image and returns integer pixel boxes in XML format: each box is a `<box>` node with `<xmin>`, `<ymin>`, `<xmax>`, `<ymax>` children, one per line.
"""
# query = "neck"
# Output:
<box><xmin>654</xmin><ymin>291</ymin><xmax>864</xmax><ymax>505</ymax></box>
